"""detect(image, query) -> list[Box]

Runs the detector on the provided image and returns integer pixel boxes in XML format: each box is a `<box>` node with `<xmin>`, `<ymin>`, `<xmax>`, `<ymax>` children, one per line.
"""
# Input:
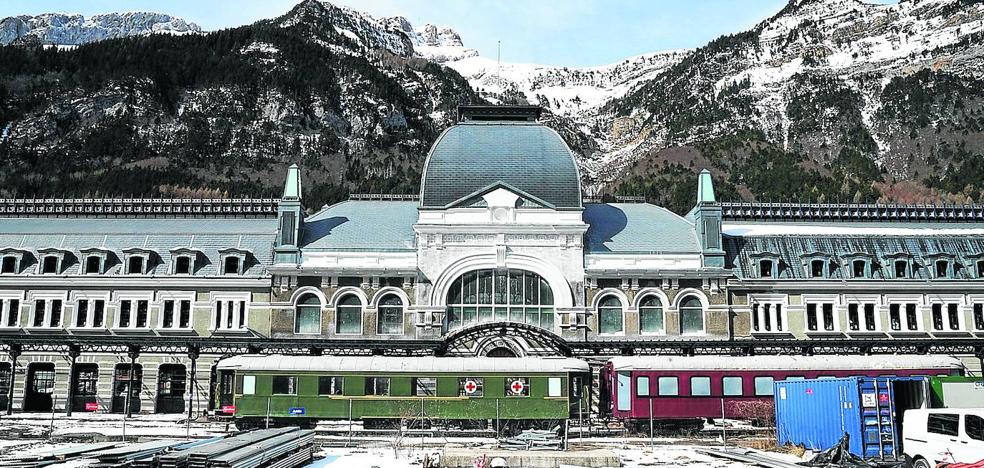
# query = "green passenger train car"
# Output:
<box><xmin>215</xmin><ymin>355</ymin><xmax>592</xmax><ymax>431</ymax></box>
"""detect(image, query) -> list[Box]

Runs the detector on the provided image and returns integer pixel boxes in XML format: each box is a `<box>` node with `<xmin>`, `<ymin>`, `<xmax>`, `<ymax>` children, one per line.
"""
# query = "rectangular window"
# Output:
<box><xmin>92</xmin><ymin>300</ymin><xmax>104</xmax><ymax>327</ymax></box>
<box><xmin>754</xmin><ymin>376</ymin><xmax>775</xmax><ymax>396</ymax></box>
<box><xmin>42</xmin><ymin>255</ymin><xmax>58</xmax><ymax>274</ymax></box>
<box><xmin>162</xmin><ymin>300</ymin><xmax>175</xmax><ymax>328</ymax></box>
<box><xmin>224</xmin><ymin>256</ymin><xmax>241</xmax><ymax>275</ymax></box>
<box><xmin>271</xmin><ymin>376</ymin><xmax>296</xmax><ymax>395</ymax></box>
<box><xmin>76</xmin><ymin>299</ymin><xmax>89</xmax><ymax>327</ymax></box>
<box><xmin>128</xmin><ymin>256</ymin><xmax>144</xmax><ymax>274</ymax></box>
<box><xmin>48</xmin><ymin>300</ymin><xmax>62</xmax><ymax>327</ymax></box>
<box><xmin>889</xmin><ymin>304</ymin><xmax>901</xmax><ymax>331</ymax></box>
<box><xmin>1</xmin><ymin>256</ymin><xmax>16</xmax><ymax>273</ymax></box>
<box><xmin>927</xmin><ymin>413</ymin><xmax>959</xmax><ymax>436</ymax></box>
<box><xmin>864</xmin><ymin>304</ymin><xmax>876</xmax><ymax>331</ymax></box>
<box><xmin>214</xmin><ymin>301</ymin><xmax>222</xmax><ymax>330</ymax></box>
<box><xmin>238</xmin><ymin>301</ymin><xmax>246</xmax><ymax>329</ymax></box>
<box><xmin>848</xmin><ymin>304</ymin><xmax>859</xmax><ymax>331</ymax></box>
<box><xmin>136</xmin><ymin>300</ymin><xmax>148</xmax><ymax>328</ymax></box>
<box><xmin>811</xmin><ymin>259</ymin><xmax>825</xmax><ymax>278</ymax></box>
<box><xmin>657</xmin><ymin>376</ymin><xmax>679</xmax><ymax>396</ymax></box>
<box><xmin>723</xmin><ymin>377</ymin><xmax>743</xmax><ymax>396</ymax></box>
<box><xmin>548</xmin><ymin>377</ymin><xmax>562</xmax><ymax>397</ymax></box>
<box><xmin>947</xmin><ymin>304</ymin><xmax>960</xmax><ymax>331</ymax></box>
<box><xmin>895</xmin><ymin>260</ymin><xmax>908</xmax><ymax>278</ymax></box>
<box><xmin>852</xmin><ymin>260</ymin><xmax>866</xmax><ymax>278</ymax></box>
<box><xmin>806</xmin><ymin>304</ymin><xmax>818</xmax><ymax>331</ymax></box>
<box><xmin>318</xmin><ymin>376</ymin><xmax>343</xmax><ymax>395</ymax></box>
<box><xmin>242</xmin><ymin>375</ymin><xmax>256</xmax><ymax>395</ymax></box>
<box><xmin>174</xmin><ymin>256</ymin><xmax>192</xmax><ymax>275</ymax></box>
<box><xmin>5</xmin><ymin>299</ymin><xmax>18</xmax><ymax>327</ymax></box>
<box><xmin>119</xmin><ymin>300</ymin><xmax>132</xmax><ymax>328</ymax></box>
<box><xmin>459</xmin><ymin>377</ymin><xmax>484</xmax><ymax>397</ymax></box>
<box><xmin>759</xmin><ymin>260</ymin><xmax>773</xmax><ymax>278</ymax></box>
<box><xmin>365</xmin><ymin>377</ymin><xmax>390</xmax><ymax>396</ymax></box>
<box><xmin>85</xmin><ymin>256</ymin><xmax>101</xmax><ymax>274</ymax></box>
<box><xmin>33</xmin><ymin>300</ymin><xmax>45</xmax><ymax>327</ymax></box>
<box><xmin>413</xmin><ymin>377</ymin><xmax>437</xmax><ymax>397</ymax></box>
<box><xmin>505</xmin><ymin>377</ymin><xmax>530</xmax><ymax>397</ymax></box>
<box><xmin>179</xmin><ymin>300</ymin><xmax>191</xmax><ymax>328</ymax></box>
<box><xmin>822</xmin><ymin>303</ymin><xmax>835</xmax><ymax>331</ymax></box>
<box><xmin>906</xmin><ymin>304</ymin><xmax>918</xmax><ymax>331</ymax></box>
<box><xmin>975</xmin><ymin>304</ymin><xmax>984</xmax><ymax>330</ymax></box>
<box><xmin>932</xmin><ymin>303</ymin><xmax>943</xmax><ymax>330</ymax></box>
<box><xmin>636</xmin><ymin>376</ymin><xmax>650</xmax><ymax>397</ymax></box>
<box><xmin>691</xmin><ymin>376</ymin><xmax>711</xmax><ymax>396</ymax></box>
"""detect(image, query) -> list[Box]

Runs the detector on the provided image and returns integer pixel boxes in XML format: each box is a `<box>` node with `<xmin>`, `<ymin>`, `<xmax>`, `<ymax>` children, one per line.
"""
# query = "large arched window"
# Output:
<box><xmin>294</xmin><ymin>293</ymin><xmax>322</xmax><ymax>334</ymax></box>
<box><xmin>335</xmin><ymin>295</ymin><xmax>363</xmax><ymax>335</ymax></box>
<box><xmin>446</xmin><ymin>269</ymin><xmax>554</xmax><ymax>330</ymax></box>
<box><xmin>639</xmin><ymin>295</ymin><xmax>664</xmax><ymax>334</ymax></box>
<box><xmin>597</xmin><ymin>295</ymin><xmax>623</xmax><ymax>334</ymax></box>
<box><xmin>377</xmin><ymin>294</ymin><xmax>404</xmax><ymax>335</ymax></box>
<box><xmin>679</xmin><ymin>295</ymin><xmax>704</xmax><ymax>334</ymax></box>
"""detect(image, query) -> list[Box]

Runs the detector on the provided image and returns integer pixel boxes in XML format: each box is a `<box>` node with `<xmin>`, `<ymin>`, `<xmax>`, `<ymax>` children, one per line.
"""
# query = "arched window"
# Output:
<box><xmin>377</xmin><ymin>294</ymin><xmax>404</xmax><ymax>335</ymax></box>
<box><xmin>445</xmin><ymin>269</ymin><xmax>554</xmax><ymax>331</ymax></box>
<box><xmin>597</xmin><ymin>295</ymin><xmax>623</xmax><ymax>334</ymax></box>
<box><xmin>335</xmin><ymin>295</ymin><xmax>362</xmax><ymax>335</ymax></box>
<box><xmin>294</xmin><ymin>294</ymin><xmax>322</xmax><ymax>334</ymax></box>
<box><xmin>679</xmin><ymin>295</ymin><xmax>704</xmax><ymax>334</ymax></box>
<box><xmin>639</xmin><ymin>295</ymin><xmax>664</xmax><ymax>334</ymax></box>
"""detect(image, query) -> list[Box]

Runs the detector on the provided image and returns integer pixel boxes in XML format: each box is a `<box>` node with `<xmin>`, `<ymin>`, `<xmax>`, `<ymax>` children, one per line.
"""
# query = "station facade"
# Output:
<box><xmin>0</xmin><ymin>105</ymin><xmax>981</xmax><ymax>414</ymax></box>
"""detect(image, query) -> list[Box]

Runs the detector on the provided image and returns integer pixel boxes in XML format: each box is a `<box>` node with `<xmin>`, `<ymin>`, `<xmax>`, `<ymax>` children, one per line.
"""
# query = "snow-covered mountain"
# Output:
<box><xmin>0</xmin><ymin>12</ymin><xmax>201</xmax><ymax>46</ymax></box>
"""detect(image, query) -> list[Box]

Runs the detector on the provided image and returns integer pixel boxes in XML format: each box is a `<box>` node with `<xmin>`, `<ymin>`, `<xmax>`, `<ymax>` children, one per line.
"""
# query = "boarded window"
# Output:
<box><xmin>459</xmin><ymin>377</ymin><xmax>484</xmax><ymax>397</ymax></box>
<box><xmin>413</xmin><ymin>377</ymin><xmax>437</xmax><ymax>397</ymax></box>
<box><xmin>505</xmin><ymin>377</ymin><xmax>529</xmax><ymax>397</ymax></box>
<box><xmin>548</xmin><ymin>377</ymin><xmax>562</xmax><ymax>397</ymax></box>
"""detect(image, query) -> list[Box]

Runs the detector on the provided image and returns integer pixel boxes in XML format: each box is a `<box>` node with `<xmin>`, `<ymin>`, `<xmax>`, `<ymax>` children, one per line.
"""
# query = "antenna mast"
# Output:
<box><xmin>496</xmin><ymin>40</ymin><xmax>501</xmax><ymax>85</ymax></box>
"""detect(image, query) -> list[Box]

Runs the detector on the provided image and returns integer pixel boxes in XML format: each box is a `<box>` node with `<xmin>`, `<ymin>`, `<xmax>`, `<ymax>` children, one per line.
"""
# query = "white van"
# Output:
<box><xmin>903</xmin><ymin>408</ymin><xmax>984</xmax><ymax>467</ymax></box>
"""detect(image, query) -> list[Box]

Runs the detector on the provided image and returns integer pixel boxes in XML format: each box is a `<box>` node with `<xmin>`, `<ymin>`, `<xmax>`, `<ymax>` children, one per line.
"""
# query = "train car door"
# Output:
<box><xmin>24</xmin><ymin>362</ymin><xmax>56</xmax><ymax>412</ymax></box>
<box><xmin>156</xmin><ymin>364</ymin><xmax>187</xmax><ymax>414</ymax></box>
<box><xmin>0</xmin><ymin>362</ymin><xmax>10</xmax><ymax>412</ymax></box>
<box><xmin>71</xmin><ymin>363</ymin><xmax>99</xmax><ymax>412</ymax></box>
<box><xmin>616</xmin><ymin>371</ymin><xmax>631</xmax><ymax>412</ymax></box>
<box><xmin>217</xmin><ymin>369</ymin><xmax>235</xmax><ymax>413</ymax></box>
<box><xmin>111</xmin><ymin>363</ymin><xmax>142</xmax><ymax>414</ymax></box>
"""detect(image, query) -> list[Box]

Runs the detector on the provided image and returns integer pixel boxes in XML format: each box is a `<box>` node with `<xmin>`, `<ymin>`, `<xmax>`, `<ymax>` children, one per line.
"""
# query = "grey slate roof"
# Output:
<box><xmin>724</xmin><ymin>234</ymin><xmax>984</xmax><ymax>279</ymax></box>
<box><xmin>300</xmin><ymin>200</ymin><xmax>417</xmax><ymax>252</ymax></box>
<box><xmin>0</xmin><ymin>217</ymin><xmax>277</xmax><ymax>276</ymax></box>
<box><xmin>420</xmin><ymin>122</ymin><xmax>582</xmax><ymax>209</ymax></box>
<box><xmin>584</xmin><ymin>203</ymin><xmax>701</xmax><ymax>254</ymax></box>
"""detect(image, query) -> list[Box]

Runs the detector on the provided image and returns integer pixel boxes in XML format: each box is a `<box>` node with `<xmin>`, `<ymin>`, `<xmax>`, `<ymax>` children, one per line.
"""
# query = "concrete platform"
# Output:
<box><xmin>441</xmin><ymin>446</ymin><xmax>619</xmax><ymax>467</ymax></box>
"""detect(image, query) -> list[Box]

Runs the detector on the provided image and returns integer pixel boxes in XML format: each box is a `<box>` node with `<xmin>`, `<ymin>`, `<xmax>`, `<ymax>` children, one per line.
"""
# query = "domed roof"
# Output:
<box><xmin>420</xmin><ymin>122</ymin><xmax>582</xmax><ymax>209</ymax></box>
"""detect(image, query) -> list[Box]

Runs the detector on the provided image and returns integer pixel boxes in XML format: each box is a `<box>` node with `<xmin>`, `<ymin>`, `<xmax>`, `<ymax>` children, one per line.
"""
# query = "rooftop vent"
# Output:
<box><xmin>457</xmin><ymin>105</ymin><xmax>542</xmax><ymax>122</ymax></box>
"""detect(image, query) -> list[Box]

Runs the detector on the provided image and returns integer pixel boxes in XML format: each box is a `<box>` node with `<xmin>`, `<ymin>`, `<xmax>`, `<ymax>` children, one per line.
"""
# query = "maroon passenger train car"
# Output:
<box><xmin>600</xmin><ymin>355</ymin><xmax>965</xmax><ymax>430</ymax></box>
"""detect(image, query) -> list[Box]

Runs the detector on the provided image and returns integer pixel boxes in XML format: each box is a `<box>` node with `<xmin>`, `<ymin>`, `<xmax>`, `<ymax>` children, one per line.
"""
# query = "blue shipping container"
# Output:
<box><xmin>775</xmin><ymin>376</ymin><xmax>928</xmax><ymax>460</ymax></box>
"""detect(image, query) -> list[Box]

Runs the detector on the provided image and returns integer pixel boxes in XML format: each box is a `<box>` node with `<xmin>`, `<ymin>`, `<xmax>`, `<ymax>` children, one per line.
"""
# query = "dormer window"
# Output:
<box><xmin>810</xmin><ymin>259</ymin><xmax>826</xmax><ymax>278</ymax></box>
<box><xmin>218</xmin><ymin>248</ymin><xmax>250</xmax><ymax>276</ymax></box>
<box><xmin>894</xmin><ymin>260</ymin><xmax>909</xmax><ymax>279</ymax></box>
<box><xmin>852</xmin><ymin>259</ymin><xmax>867</xmax><ymax>278</ymax></box>
<box><xmin>977</xmin><ymin>260</ymin><xmax>984</xmax><ymax>278</ymax></box>
<box><xmin>42</xmin><ymin>255</ymin><xmax>59</xmax><ymax>274</ymax></box>
<box><xmin>84</xmin><ymin>256</ymin><xmax>102</xmax><ymax>275</ymax></box>
<box><xmin>759</xmin><ymin>260</ymin><xmax>775</xmax><ymax>278</ymax></box>
<box><xmin>174</xmin><ymin>256</ymin><xmax>192</xmax><ymax>275</ymax></box>
<box><xmin>1</xmin><ymin>256</ymin><xmax>18</xmax><ymax>274</ymax></box>
<box><xmin>224</xmin><ymin>256</ymin><xmax>240</xmax><ymax>275</ymax></box>
<box><xmin>934</xmin><ymin>259</ymin><xmax>951</xmax><ymax>279</ymax></box>
<box><xmin>128</xmin><ymin>256</ymin><xmax>146</xmax><ymax>275</ymax></box>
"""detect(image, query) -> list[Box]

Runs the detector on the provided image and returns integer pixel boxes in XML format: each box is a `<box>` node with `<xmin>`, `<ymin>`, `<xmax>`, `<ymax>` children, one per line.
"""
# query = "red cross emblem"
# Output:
<box><xmin>464</xmin><ymin>380</ymin><xmax>478</xmax><ymax>394</ymax></box>
<box><xmin>510</xmin><ymin>380</ymin><xmax>525</xmax><ymax>394</ymax></box>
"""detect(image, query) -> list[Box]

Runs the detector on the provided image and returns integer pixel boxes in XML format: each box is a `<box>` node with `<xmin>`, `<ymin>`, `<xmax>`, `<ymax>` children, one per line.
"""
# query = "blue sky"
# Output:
<box><xmin>0</xmin><ymin>0</ymin><xmax>898</xmax><ymax>67</ymax></box>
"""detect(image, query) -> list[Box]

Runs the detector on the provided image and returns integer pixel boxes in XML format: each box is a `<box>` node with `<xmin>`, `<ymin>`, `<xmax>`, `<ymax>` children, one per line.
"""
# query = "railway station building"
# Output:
<box><xmin>0</xmin><ymin>105</ymin><xmax>981</xmax><ymax>414</ymax></box>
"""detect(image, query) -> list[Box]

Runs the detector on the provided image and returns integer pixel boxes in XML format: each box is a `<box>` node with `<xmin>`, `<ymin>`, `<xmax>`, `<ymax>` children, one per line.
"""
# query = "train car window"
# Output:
<box><xmin>753</xmin><ymin>376</ymin><xmax>775</xmax><ymax>396</ymax></box>
<box><xmin>691</xmin><ymin>377</ymin><xmax>711</xmax><ymax>396</ymax></box>
<box><xmin>818</xmin><ymin>376</ymin><xmax>835</xmax><ymax>380</ymax></box>
<box><xmin>318</xmin><ymin>376</ymin><xmax>343</xmax><ymax>395</ymax></box>
<box><xmin>658</xmin><ymin>377</ymin><xmax>679</xmax><ymax>396</ymax></box>
<box><xmin>548</xmin><ymin>378</ymin><xmax>562</xmax><ymax>397</ymax></box>
<box><xmin>505</xmin><ymin>377</ymin><xmax>530</xmax><ymax>397</ymax></box>
<box><xmin>459</xmin><ymin>377</ymin><xmax>484</xmax><ymax>397</ymax></box>
<box><xmin>242</xmin><ymin>375</ymin><xmax>256</xmax><ymax>395</ymax></box>
<box><xmin>785</xmin><ymin>376</ymin><xmax>805</xmax><ymax>381</ymax></box>
<box><xmin>272</xmin><ymin>376</ymin><xmax>296</xmax><ymax>395</ymax></box>
<box><xmin>365</xmin><ymin>377</ymin><xmax>390</xmax><ymax>396</ymax></box>
<box><xmin>723</xmin><ymin>377</ymin><xmax>743</xmax><ymax>396</ymax></box>
<box><xmin>413</xmin><ymin>377</ymin><xmax>437</xmax><ymax>397</ymax></box>
<box><xmin>636</xmin><ymin>376</ymin><xmax>650</xmax><ymax>397</ymax></box>
<box><xmin>966</xmin><ymin>415</ymin><xmax>984</xmax><ymax>441</ymax></box>
<box><xmin>927</xmin><ymin>413</ymin><xmax>960</xmax><ymax>436</ymax></box>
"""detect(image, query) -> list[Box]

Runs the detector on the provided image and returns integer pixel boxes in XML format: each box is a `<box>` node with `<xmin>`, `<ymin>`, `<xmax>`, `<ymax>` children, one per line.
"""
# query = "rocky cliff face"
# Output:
<box><xmin>2</xmin><ymin>0</ymin><xmax>984</xmax><ymax>213</ymax></box>
<box><xmin>0</xmin><ymin>12</ymin><xmax>201</xmax><ymax>46</ymax></box>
